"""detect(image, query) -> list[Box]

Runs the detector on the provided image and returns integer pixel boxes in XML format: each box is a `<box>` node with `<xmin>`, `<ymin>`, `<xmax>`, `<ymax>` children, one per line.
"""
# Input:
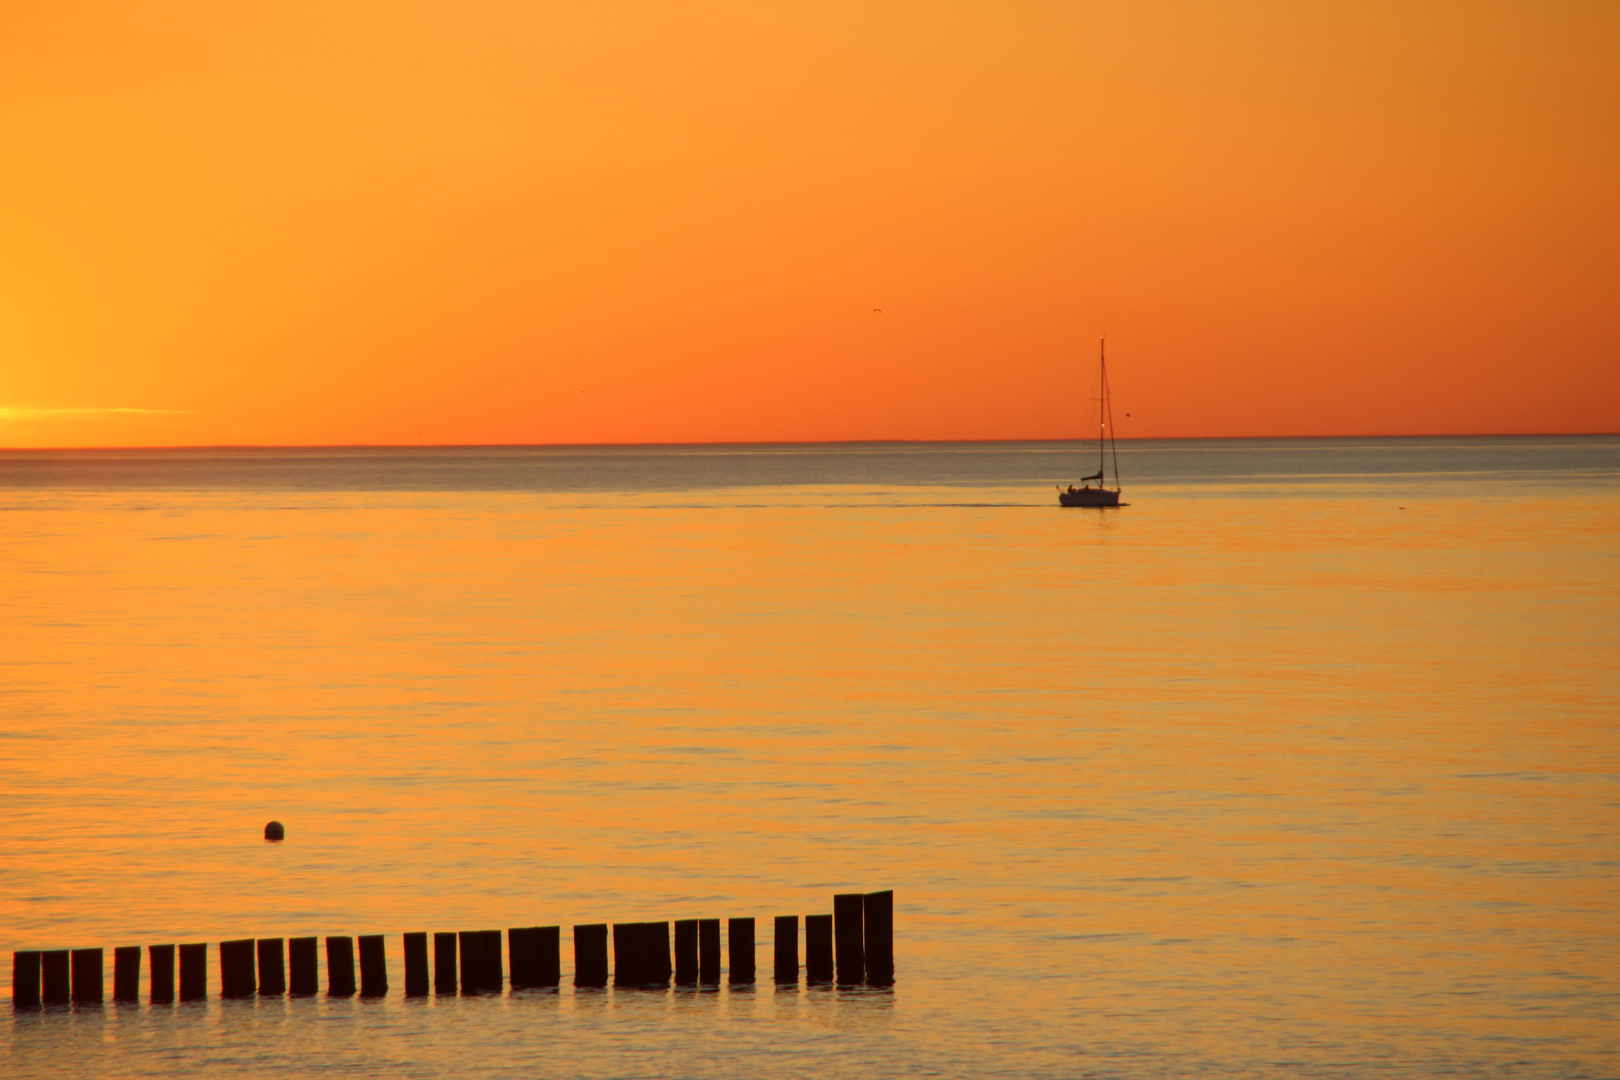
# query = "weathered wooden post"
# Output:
<box><xmin>674</xmin><ymin>920</ymin><xmax>698</xmax><ymax>985</ymax></box>
<box><xmin>257</xmin><ymin>939</ymin><xmax>286</xmax><ymax>996</ymax></box>
<box><xmin>288</xmin><ymin>937</ymin><xmax>318</xmax><ymax>996</ymax></box>
<box><xmin>774</xmin><ymin>915</ymin><xmax>798</xmax><ymax>985</ymax></box>
<box><xmin>613</xmin><ymin>923</ymin><xmax>646</xmax><ymax>987</ymax></box>
<box><xmin>481</xmin><ymin>930</ymin><xmax>504</xmax><ymax>992</ymax></box>
<box><xmin>13</xmin><ymin>951</ymin><xmax>41</xmax><ymax>1009</ymax></box>
<box><xmin>41</xmin><ymin>950</ymin><xmax>70</xmax><ymax>1005</ymax></box>
<box><xmin>804</xmin><ymin>914</ymin><xmax>833</xmax><ymax>983</ymax></box>
<box><xmin>220</xmin><ymin>939</ymin><xmax>255</xmax><ymax>998</ymax></box>
<box><xmin>728</xmin><ymin>917</ymin><xmax>755</xmax><ymax>985</ymax></box>
<box><xmin>645</xmin><ymin>921</ymin><xmax>671</xmax><ymax>986</ymax></box>
<box><xmin>433</xmin><ymin>933</ymin><xmax>457</xmax><ymax>994</ymax></box>
<box><xmin>114</xmin><ymin>947</ymin><xmax>140</xmax><ymax>1002</ymax></box>
<box><xmin>507</xmin><ymin>927</ymin><xmax>535</xmax><ymax>989</ymax></box>
<box><xmin>863</xmin><ymin>891</ymin><xmax>894</xmax><ymax>985</ymax></box>
<box><xmin>326</xmin><ymin>936</ymin><xmax>356</xmax><ymax>997</ymax></box>
<box><xmin>358</xmin><ymin>934</ymin><xmax>388</xmax><ymax>996</ymax></box>
<box><xmin>509</xmin><ymin>926</ymin><xmax>559</xmax><ymax>989</ymax></box>
<box><xmin>404</xmin><ymin>932</ymin><xmax>429</xmax><ymax>996</ymax></box>
<box><xmin>574</xmin><ymin>924</ymin><xmax>608</xmax><ymax>988</ymax></box>
<box><xmin>70</xmin><ymin>948</ymin><xmax>103</xmax><ymax>1006</ymax></box>
<box><xmin>458</xmin><ymin>931</ymin><xmax>483</xmax><ymax>993</ymax></box>
<box><xmin>455</xmin><ymin>930</ymin><xmax>501</xmax><ymax>993</ymax></box>
<box><xmin>71</xmin><ymin>948</ymin><xmax>104</xmax><ymax>1005</ymax></box>
<box><xmin>833</xmin><ymin>893</ymin><xmax>864</xmax><ymax>985</ymax></box>
<box><xmin>698</xmin><ymin>919</ymin><xmax>721</xmax><ymax>985</ymax></box>
<box><xmin>537</xmin><ymin>926</ymin><xmax>560</xmax><ymax>988</ymax></box>
<box><xmin>178</xmin><ymin>943</ymin><xmax>207</xmax><ymax>1001</ymax></box>
<box><xmin>150</xmin><ymin>944</ymin><xmax>176</xmax><ymax>1003</ymax></box>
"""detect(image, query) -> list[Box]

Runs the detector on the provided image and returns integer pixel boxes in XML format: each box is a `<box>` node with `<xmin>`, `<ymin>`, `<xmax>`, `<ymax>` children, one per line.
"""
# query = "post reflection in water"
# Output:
<box><xmin>1</xmin><ymin>439</ymin><xmax>1617</xmax><ymax>1078</ymax></box>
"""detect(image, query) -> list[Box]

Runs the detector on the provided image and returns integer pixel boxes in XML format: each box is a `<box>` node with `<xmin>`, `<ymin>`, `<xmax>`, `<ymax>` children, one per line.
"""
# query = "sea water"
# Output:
<box><xmin>2</xmin><ymin>437</ymin><xmax>1617</xmax><ymax>1078</ymax></box>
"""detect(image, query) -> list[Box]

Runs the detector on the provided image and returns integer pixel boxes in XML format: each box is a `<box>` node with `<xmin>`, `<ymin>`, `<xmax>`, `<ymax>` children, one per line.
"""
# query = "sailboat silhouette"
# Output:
<box><xmin>1058</xmin><ymin>338</ymin><xmax>1124</xmax><ymax>508</ymax></box>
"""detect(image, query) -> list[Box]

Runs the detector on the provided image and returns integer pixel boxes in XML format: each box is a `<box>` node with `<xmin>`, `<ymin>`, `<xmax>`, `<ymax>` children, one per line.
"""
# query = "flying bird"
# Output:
<box><xmin>872</xmin><ymin>308</ymin><xmax>882</xmax><ymax>314</ymax></box>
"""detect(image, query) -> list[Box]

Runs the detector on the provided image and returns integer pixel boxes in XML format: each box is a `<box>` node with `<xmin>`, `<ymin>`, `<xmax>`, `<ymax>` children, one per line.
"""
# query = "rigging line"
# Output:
<box><xmin>1101</xmin><ymin>335</ymin><xmax>1114</xmax><ymax>479</ymax></box>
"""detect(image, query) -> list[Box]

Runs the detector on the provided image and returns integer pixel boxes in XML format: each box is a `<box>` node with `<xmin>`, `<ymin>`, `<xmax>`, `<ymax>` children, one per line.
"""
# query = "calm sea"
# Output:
<box><xmin>3</xmin><ymin>437</ymin><xmax>1617</xmax><ymax>1079</ymax></box>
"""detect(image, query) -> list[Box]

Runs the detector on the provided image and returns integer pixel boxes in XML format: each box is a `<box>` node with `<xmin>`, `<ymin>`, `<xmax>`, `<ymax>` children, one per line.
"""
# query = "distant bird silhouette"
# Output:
<box><xmin>872</xmin><ymin>308</ymin><xmax>882</xmax><ymax>314</ymax></box>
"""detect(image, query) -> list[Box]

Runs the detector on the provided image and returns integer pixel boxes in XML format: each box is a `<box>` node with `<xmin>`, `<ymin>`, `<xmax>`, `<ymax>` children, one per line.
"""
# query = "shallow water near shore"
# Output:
<box><xmin>3</xmin><ymin>437</ymin><xmax>1618</xmax><ymax>1078</ymax></box>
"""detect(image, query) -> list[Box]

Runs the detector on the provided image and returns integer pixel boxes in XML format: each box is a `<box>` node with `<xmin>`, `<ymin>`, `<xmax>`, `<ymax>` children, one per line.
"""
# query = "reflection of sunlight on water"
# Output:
<box><xmin>2</xmin><ymin>442</ymin><xmax>1617</xmax><ymax>1077</ymax></box>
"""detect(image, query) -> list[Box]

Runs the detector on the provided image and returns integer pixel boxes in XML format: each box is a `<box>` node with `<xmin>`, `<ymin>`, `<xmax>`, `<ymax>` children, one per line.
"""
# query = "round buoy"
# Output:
<box><xmin>264</xmin><ymin>820</ymin><xmax>285</xmax><ymax>841</ymax></box>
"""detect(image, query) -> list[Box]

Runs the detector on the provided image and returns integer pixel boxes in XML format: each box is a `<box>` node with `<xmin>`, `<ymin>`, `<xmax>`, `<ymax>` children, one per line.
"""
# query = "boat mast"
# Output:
<box><xmin>1098</xmin><ymin>337</ymin><xmax>1107</xmax><ymax>483</ymax></box>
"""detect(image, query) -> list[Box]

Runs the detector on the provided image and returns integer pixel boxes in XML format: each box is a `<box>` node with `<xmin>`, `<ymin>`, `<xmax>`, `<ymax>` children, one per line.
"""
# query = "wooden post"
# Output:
<box><xmin>774</xmin><ymin>915</ymin><xmax>798</xmax><ymax>985</ymax></box>
<box><xmin>458</xmin><ymin>931</ymin><xmax>482</xmax><ymax>993</ymax></box>
<box><xmin>149</xmin><ymin>944</ymin><xmax>176</xmax><ymax>1003</ymax></box>
<box><xmin>114</xmin><ymin>946</ymin><xmax>141</xmax><ymax>1002</ymax></box>
<box><xmin>804</xmin><ymin>914</ymin><xmax>833</xmax><ymax>983</ymax></box>
<box><xmin>613</xmin><ymin>923</ymin><xmax>646</xmax><ymax>987</ymax></box>
<box><xmin>510</xmin><ymin>926</ymin><xmax>557</xmax><ymax>989</ymax></box>
<box><xmin>326</xmin><ymin>936</ymin><xmax>356</xmax><ymax>997</ymax></box>
<box><xmin>41</xmin><ymin>950</ymin><xmax>70</xmax><ymax>1005</ymax></box>
<box><xmin>833</xmin><ymin>893</ymin><xmax>864</xmax><ymax>985</ymax></box>
<box><xmin>220</xmin><ymin>939</ymin><xmax>255</xmax><ymax>998</ymax></box>
<box><xmin>507</xmin><ymin>927</ymin><xmax>534</xmax><ymax>989</ymax></box>
<box><xmin>358</xmin><ymin>934</ymin><xmax>387</xmax><ymax>996</ymax></box>
<box><xmin>458</xmin><ymin>930</ymin><xmax>501</xmax><ymax>993</ymax></box>
<box><xmin>404</xmin><ymin>932</ymin><xmax>429</xmax><ymax>996</ymax></box>
<box><xmin>698</xmin><ymin>919</ymin><xmax>720</xmax><ymax>985</ymax></box>
<box><xmin>179</xmin><ymin>943</ymin><xmax>207</xmax><ymax>1001</ymax></box>
<box><xmin>433</xmin><ymin>933</ymin><xmax>457</xmax><ymax>995</ymax></box>
<box><xmin>674</xmin><ymin>920</ymin><xmax>698</xmax><ymax>985</ymax></box>
<box><xmin>70</xmin><ymin>948</ymin><xmax>103</xmax><ymax>1004</ymax></box>
<box><xmin>481</xmin><ymin>930</ymin><xmax>503</xmax><ymax>992</ymax></box>
<box><xmin>863</xmin><ymin>891</ymin><xmax>893</xmax><ymax>985</ymax></box>
<box><xmin>70</xmin><ymin>948</ymin><xmax>103</xmax><ymax>1005</ymax></box>
<box><xmin>573</xmin><ymin>924</ymin><xmax>608</xmax><ymax>988</ymax></box>
<box><xmin>13</xmin><ymin>951</ymin><xmax>41</xmax><ymax>1009</ymax></box>
<box><xmin>728</xmin><ymin>917</ymin><xmax>755</xmax><ymax>985</ymax></box>
<box><xmin>257</xmin><ymin>939</ymin><xmax>286</xmax><ymax>996</ymax></box>
<box><xmin>645</xmin><ymin>921</ymin><xmax>671</xmax><ymax>987</ymax></box>
<box><xmin>537</xmin><ymin>926</ymin><xmax>560</xmax><ymax>987</ymax></box>
<box><xmin>288</xmin><ymin>937</ymin><xmax>318</xmax><ymax>996</ymax></box>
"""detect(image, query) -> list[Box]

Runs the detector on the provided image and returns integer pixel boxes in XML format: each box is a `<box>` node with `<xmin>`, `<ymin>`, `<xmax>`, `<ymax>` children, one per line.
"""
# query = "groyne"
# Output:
<box><xmin>12</xmin><ymin>890</ymin><xmax>893</xmax><ymax>1007</ymax></box>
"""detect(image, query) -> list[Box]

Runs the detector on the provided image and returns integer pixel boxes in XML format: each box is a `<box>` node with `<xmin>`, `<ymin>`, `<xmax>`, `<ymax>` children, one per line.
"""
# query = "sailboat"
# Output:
<box><xmin>1058</xmin><ymin>338</ymin><xmax>1123</xmax><ymax>508</ymax></box>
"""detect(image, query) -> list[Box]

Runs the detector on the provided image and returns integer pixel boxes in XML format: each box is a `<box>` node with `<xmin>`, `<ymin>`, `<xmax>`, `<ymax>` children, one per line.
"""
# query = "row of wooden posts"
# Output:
<box><xmin>12</xmin><ymin>891</ymin><xmax>892</xmax><ymax>1008</ymax></box>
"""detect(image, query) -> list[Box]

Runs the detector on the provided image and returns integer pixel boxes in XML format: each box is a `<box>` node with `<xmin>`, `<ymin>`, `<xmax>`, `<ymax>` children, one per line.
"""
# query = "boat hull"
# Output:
<box><xmin>1059</xmin><ymin>488</ymin><xmax>1121</xmax><ymax>508</ymax></box>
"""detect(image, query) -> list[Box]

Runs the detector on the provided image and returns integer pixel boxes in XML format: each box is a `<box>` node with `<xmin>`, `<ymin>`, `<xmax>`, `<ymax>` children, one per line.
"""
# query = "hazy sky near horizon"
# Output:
<box><xmin>2</xmin><ymin>1</ymin><xmax>1616</xmax><ymax>447</ymax></box>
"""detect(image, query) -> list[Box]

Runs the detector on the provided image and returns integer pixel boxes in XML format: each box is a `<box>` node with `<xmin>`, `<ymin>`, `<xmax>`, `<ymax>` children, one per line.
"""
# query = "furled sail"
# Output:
<box><xmin>1081</xmin><ymin>470</ymin><xmax>1105</xmax><ymax>482</ymax></box>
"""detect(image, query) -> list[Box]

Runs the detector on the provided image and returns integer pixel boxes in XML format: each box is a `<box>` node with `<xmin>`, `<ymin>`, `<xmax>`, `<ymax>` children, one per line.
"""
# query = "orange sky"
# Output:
<box><xmin>1</xmin><ymin>1</ymin><xmax>1616</xmax><ymax>446</ymax></box>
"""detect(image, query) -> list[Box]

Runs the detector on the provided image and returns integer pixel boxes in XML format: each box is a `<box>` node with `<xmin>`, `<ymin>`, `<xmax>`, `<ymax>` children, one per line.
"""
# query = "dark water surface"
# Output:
<box><xmin>3</xmin><ymin>438</ymin><xmax>1617</xmax><ymax>1078</ymax></box>
<box><xmin>1</xmin><ymin>436</ymin><xmax>1614</xmax><ymax>493</ymax></box>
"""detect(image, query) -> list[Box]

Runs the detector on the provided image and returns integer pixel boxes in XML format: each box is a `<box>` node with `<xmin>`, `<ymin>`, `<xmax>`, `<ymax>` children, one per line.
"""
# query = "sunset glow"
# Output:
<box><xmin>2</xmin><ymin>2</ymin><xmax>1616</xmax><ymax>447</ymax></box>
